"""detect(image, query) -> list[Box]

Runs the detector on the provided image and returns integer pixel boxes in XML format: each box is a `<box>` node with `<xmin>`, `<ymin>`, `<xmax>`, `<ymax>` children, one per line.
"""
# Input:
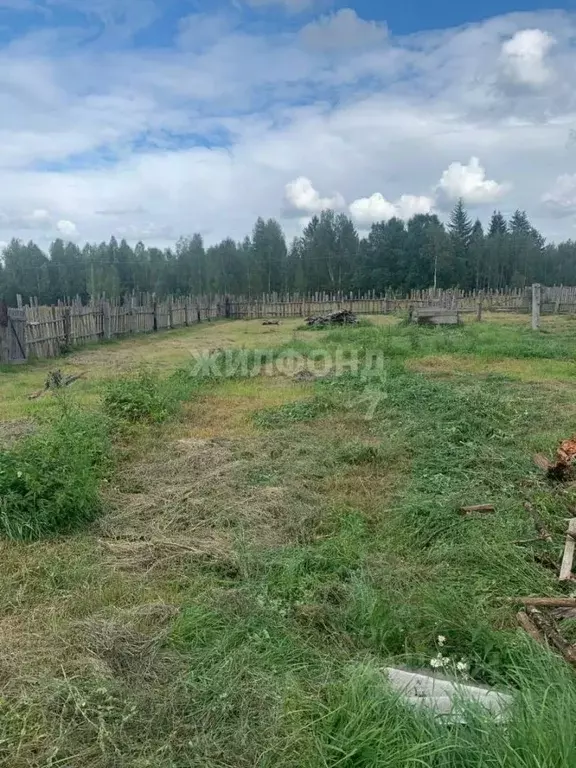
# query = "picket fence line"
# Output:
<box><xmin>0</xmin><ymin>285</ymin><xmax>574</xmax><ymax>363</ymax></box>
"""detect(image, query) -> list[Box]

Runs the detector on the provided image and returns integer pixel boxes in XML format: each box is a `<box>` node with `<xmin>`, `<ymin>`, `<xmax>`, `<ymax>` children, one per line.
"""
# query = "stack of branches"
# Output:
<box><xmin>305</xmin><ymin>310</ymin><xmax>358</xmax><ymax>328</ymax></box>
<box><xmin>515</xmin><ymin>597</ymin><xmax>576</xmax><ymax>667</ymax></box>
<box><xmin>28</xmin><ymin>369</ymin><xmax>87</xmax><ymax>400</ymax></box>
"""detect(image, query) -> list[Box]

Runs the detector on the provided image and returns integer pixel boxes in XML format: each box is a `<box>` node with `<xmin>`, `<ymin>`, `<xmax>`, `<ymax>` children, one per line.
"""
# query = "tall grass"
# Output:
<box><xmin>0</xmin><ymin>398</ymin><xmax>112</xmax><ymax>540</ymax></box>
<box><xmin>317</xmin><ymin>321</ymin><xmax>576</xmax><ymax>361</ymax></box>
<box><xmin>3</xmin><ymin>320</ymin><xmax>576</xmax><ymax>765</ymax></box>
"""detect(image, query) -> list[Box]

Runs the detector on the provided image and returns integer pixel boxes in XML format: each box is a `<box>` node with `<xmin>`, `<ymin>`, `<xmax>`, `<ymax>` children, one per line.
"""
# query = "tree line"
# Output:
<box><xmin>0</xmin><ymin>201</ymin><xmax>573</xmax><ymax>305</ymax></box>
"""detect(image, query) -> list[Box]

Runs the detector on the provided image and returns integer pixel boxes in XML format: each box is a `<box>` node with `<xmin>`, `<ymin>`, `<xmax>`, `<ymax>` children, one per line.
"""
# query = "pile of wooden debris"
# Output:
<box><xmin>456</xmin><ymin>436</ymin><xmax>576</xmax><ymax>670</ymax></box>
<box><xmin>515</xmin><ymin>597</ymin><xmax>576</xmax><ymax>668</ymax></box>
<box><xmin>534</xmin><ymin>437</ymin><xmax>576</xmax><ymax>480</ymax></box>
<box><xmin>305</xmin><ymin>310</ymin><xmax>358</xmax><ymax>327</ymax></box>
<box><xmin>28</xmin><ymin>369</ymin><xmax>87</xmax><ymax>400</ymax></box>
<box><xmin>507</xmin><ymin>436</ymin><xmax>576</xmax><ymax>665</ymax></box>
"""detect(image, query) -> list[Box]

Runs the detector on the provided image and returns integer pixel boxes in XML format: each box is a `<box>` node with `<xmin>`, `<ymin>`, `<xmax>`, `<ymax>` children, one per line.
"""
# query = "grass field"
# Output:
<box><xmin>2</xmin><ymin>313</ymin><xmax>576</xmax><ymax>766</ymax></box>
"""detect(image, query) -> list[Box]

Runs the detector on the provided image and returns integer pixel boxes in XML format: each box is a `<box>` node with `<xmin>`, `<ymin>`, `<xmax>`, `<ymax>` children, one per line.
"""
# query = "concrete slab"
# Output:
<box><xmin>383</xmin><ymin>668</ymin><xmax>512</xmax><ymax>722</ymax></box>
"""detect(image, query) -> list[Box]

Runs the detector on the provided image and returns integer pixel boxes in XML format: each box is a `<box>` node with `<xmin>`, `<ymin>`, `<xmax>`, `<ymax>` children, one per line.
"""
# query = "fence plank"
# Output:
<box><xmin>0</xmin><ymin>286</ymin><xmax>571</xmax><ymax>363</ymax></box>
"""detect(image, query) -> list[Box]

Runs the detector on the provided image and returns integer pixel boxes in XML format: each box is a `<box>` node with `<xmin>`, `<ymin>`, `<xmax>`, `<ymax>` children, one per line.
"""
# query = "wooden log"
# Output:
<box><xmin>534</xmin><ymin>454</ymin><xmax>552</xmax><ymax>472</ymax></box>
<box><xmin>517</xmin><ymin>611</ymin><xmax>545</xmax><ymax>645</ymax></box>
<box><xmin>460</xmin><ymin>504</ymin><xmax>495</xmax><ymax>515</ymax></box>
<box><xmin>559</xmin><ymin>518</ymin><xmax>576</xmax><ymax>582</ymax></box>
<box><xmin>551</xmin><ymin>607</ymin><xmax>576</xmax><ymax>620</ymax></box>
<box><xmin>510</xmin><ymin>597</ymin><xmax>576</xmax><ymax>608</ymax></box>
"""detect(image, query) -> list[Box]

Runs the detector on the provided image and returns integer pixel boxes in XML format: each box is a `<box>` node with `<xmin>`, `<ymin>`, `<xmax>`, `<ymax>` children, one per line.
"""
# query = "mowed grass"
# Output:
<box><xmin>2</xmin><ymin>314</ymin><xmax>576</xmax><ymax>765</ymax></box>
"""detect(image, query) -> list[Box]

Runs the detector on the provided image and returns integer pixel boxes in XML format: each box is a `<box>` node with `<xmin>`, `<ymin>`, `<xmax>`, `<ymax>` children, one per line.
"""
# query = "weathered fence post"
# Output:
<box><xmin>532</xmin><ymin>283</ymin><xmax>541</xmax><ymax>330</ymax></box>
<box><xmin>63</xmin><ymin>306</ymin><xmax>71</xmax><ymax>348</ymax></box>
<box><xmin>476</xmin><ymin>294</ymin><xmax>483</xmax><ymax>322</ymax></box>
<box><xmin>103</xmin><ymin>300</ymin><xmax>112</xmax><ymax>340</ymax></box>
<box><xmin>554</xmin><ymin>288</ymin><xmax>561</xmax><ymax>315</ymax></box>
<box><xmin>0</xmin><ymin>301</ymin><xmax>8</xmax><ymax>363</ymax></box>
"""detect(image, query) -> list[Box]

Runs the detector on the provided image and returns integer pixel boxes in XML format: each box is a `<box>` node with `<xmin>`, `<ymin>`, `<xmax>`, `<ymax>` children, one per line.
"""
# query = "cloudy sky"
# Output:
<box><xmin>0</xmin><ymin>0</ymin><xmax>575</xmax><ymax>248</ymax></box>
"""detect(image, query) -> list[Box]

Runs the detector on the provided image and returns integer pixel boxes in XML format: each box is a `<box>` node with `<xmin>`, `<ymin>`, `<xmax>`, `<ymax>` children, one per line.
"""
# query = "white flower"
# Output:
<box><xmin>437</xmin><ymin>635</ymin><xmax>447</xmax><ymax>647</ymax></box>
<box><xmin>456</xmin><ymin>660</ymin><xmax>469</xmax><ymax>673</ymax></box>
<box><xmin>431</xmin><ymin>652</ymin><xmax>451</xmax><ymax>669</ymax></box>
<box><xmin>16</xmin><ymin>471</ymin><xmax>22</xmax><ymax>478</ymax></box>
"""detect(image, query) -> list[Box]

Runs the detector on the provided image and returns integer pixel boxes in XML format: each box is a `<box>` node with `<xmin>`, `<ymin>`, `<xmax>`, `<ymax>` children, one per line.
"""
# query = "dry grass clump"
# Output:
<box><xmin>101</xmin><ymin>433</ymin><xmax>327</xmax><ymax>569</ymax></box>
<box><xmin>70</xmin><ymin>603</ymin><xmax>180</xmax><ymax>680</ymax></box>
<box><xmin>0</xmin><ymin>419</ymin><xmax>36</xmax><ymax>449</ymax></box>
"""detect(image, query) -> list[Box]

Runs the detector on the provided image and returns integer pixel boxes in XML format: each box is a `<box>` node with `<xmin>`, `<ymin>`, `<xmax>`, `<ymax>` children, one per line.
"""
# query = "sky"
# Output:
<box><xmin>1</xmin><ymin>0</ymin><xmax>576</xmax><ymax>249</ymax></box>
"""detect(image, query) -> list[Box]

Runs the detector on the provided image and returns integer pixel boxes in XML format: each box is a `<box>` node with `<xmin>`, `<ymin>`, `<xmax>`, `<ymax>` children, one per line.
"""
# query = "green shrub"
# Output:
<box><xmin>103</xmin><ymin>369</ymin><xmax>171</xmax><ymax>423</ymax></box>
<box><xmin>0</xmin><ymin>403</ymin><xmax>112</xmax><ymax>540</ymax></box>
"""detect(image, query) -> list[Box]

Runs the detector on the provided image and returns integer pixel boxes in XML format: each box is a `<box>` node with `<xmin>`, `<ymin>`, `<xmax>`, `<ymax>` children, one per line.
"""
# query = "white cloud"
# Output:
<box><xmin>501</xmin><ymin>29</ymin><xmax>555</xmax><ymax>87</ymax></box>
<box><xmin>395</xmin><ymin>194</ymin><xmax>435</xmax><ymax>219</ymax></box>
<box><xmin>542</xmin><ymin>174</ymin><xmax>576</xmax><ymax>216</ymax></box>
<box><xmin>349</xmin><ymin>193</ymin><xmax>433</xmax><ymax>226</ymax></box>
<box><xmin>30</xmin><ymin>209</ymin><xmax>51</xmax><ymax>224</ymax></box>
<box><xmin>285</xmin><ymin>176</ymin><xmax>345</xmax><ymax>214</ymax></box>
<box><xmin>57</xmin><ymin>219</ymin><xmax>78</xmax><ymax>238</ymax></box>
<box><xmin>437</xmin><ymin>157</ymin><xmax>509</xmax><ymax>204</ymax></box>
<box><xmin>300</xmin><ymin>9</ymin><xmax>387</xmax><ymax>51</ymax></box>
<box><xmin>0</xmin><ymin>9</ymin><xmax>575</xmax><ymax>247</ymax></box>
<box><xmin>349</xmin><ymin>193</ymin><xmax>396</xmax><ymax>225</ymax></box>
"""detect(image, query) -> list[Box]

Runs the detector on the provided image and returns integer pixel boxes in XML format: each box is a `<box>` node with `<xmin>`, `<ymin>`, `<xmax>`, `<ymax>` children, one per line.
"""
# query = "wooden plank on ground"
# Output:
<box><xmin>460</xmin><ymin>504</ymin><xmax>495</xmax><ymax>515</ymax></box>
<box><xmin>559</xmin><ymin>518</ymin><xmax>576</xmax><ymax>582</ymax></box>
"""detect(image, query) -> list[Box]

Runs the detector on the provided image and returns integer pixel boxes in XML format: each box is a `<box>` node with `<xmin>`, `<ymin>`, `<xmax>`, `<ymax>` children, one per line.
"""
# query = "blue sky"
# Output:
<box><xmin>0</xmin><ymin>0</ymin><xmax>570</xmax><ymax>39</ymax></box>
<box><xmin>0</xmin><ymin>0</ymin><xmax>575</xmax><ymax>246</ymax></box>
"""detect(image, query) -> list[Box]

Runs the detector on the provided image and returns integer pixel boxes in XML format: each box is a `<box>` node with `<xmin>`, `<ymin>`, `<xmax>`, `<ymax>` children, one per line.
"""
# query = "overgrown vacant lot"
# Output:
<box><xmin>2</xmin><ymin>314</ymin><xmax>576</xmax><ymax>766</ymax></box>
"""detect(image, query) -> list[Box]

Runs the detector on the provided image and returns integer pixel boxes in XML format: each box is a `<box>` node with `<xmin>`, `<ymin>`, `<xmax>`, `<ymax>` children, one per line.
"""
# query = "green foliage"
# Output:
<box><xmin>103</xmin><ymin>365</ymin><xmax>210</xmax><ymax>424</ymax></box>
<box><xmin>5</xmin><ymin>323</ymin><xmax>576</xmax><ymax>764</ymax></box>
<box><xmin>1</xmin><ymin>200</ymin><xmax>572</xmax><ymax>305</ymax></box>
<box><xmin>0</xmin><ymin>402</ymin><xmax>111</xmax><ymax>540</ymax></box>
<box><xmin>103</xmin><ymin>369</ymin><xmax>174</xmax><ymax>423</ymax></box>
<box><xmin>316</xmin><ymin>319</ymin><xmax>576</xmax><ymax>361</ymax></box>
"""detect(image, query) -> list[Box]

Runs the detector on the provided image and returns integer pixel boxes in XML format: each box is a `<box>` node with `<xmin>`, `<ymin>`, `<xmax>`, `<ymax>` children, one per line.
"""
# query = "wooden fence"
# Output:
<box><xmin>1</xmin><ymin>285</ymin><xmax>575</xmax><ymax>364</ymax></box>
